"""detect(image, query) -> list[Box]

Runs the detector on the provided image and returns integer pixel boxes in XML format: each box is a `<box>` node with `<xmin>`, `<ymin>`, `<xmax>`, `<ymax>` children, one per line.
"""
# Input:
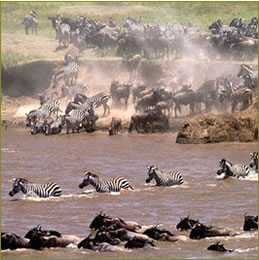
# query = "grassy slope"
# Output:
<box><xmin>1</xmin><ymin>2</ymin><xmax>258</xmax><ymax>66</ymax></box>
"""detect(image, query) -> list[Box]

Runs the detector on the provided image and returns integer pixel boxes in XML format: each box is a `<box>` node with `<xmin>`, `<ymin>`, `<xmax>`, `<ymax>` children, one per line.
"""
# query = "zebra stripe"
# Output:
<box><xmin>56</xmin><ymin>20</ymin><xmax>70</xmax><ymax>47</ymax></box>
<box><xmin>9</xmin><ymin>178</ymin><xmax>62</xmax><ymax>198</ymax></box>
<box><xmin>230</xmin><ymin>87</ymin><xmax>253</xmax><ymax>112</ymax></box>
<box><xmin>27</xmin><ymin>99</ymin><xmax>60</xmax><ymax>127</ymax></box>
<box><xmin>54</xmin><ymin>62</ymin><xmax>79</xmax><ymax>86</ymax></box>
<box><xmin>146</xmin><ymin>165</ymin><xmax>184</xmax><ymax>186</ymax></box>
<box><xmin>64</xmin><ymin>46</ymin><xmax>80</xmax><ymax>64</ymax></box>
<box><xmin>88</xmin><ymin>92</ymin><xmax>111</xmax><ymax>116</ymax></box>
<box><xmin>217</xmin><ymin>159</ymin><xmax>250</xmax><ymax>180</ymax></box>
<box><xmin>79</xmin><ymin>172</ymin><xmax>134</xmax><ymax>192</ymax></box>
<box><xmin>22</xmin><ymin>14</ymin><xmax>38</xmax><ymax>35</ymax></box>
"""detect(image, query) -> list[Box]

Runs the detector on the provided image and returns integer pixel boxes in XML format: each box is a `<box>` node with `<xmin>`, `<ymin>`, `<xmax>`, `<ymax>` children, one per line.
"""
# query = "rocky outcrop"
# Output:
<box><xmin>176</xmin><ymin>99</ymin><xmax>258</xmax><ymax>144</ymax></box>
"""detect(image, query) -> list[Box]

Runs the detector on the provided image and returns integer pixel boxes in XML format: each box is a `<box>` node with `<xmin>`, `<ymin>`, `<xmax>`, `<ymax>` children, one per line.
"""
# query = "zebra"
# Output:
<box><xmin>88</xmin><ymin>92</ymin><xmax>111</xmax><ymax>117</ymax></box>
<box><xmin>64</xmin><ymin>46</ymin><xmax>81</xmax><ymax>65</ymax></box>
<box><xmin>146</xmin><ymin>165</ymin><xmax>184</xmax><ymax>186</ymax></box>
<box><xmin>53</xmin><ymin>62</ymin><xmax>79</xmax><ymax>87</ymax></box>
<box><xmin>216</xmin><ymin>159</ymin><xmax>250</xmax><ymax>180</ymax></box>
<box><xmin>249</xmin><ymin>152</ymin><xmax>258</xmax><ymax>171</ymax></box>
<box><xmin>61</xmin><ymin>109</ymin><xmax>85</xmax><ymax>134</ymax></box>
<box><xmin>22</xmin><ymin>11</ymin><xmax>38</xmax><ymax>35</ymax></box>
<box><xmin>230</xmin><ymin>87</ymin><xmax>253</xmax><ymax>112</ymax></box>
<box><xmin>26</xmin><ymin>99</ymin><xmax>61</xmax><ymax>127</ymax></box>
<box><xmin>79</xmin><ymin>171</ymin><xmax>134</xmax><ymax>192</ymax></box>
<box><xmin>9</xmin><ymin>178</ymin><xmax>62</xmax><ymax>198</ymax></box>
<box><xmin>56</xmin><ymin>19</ymin><xmax>70</xmax><ymax>48</ymax></box>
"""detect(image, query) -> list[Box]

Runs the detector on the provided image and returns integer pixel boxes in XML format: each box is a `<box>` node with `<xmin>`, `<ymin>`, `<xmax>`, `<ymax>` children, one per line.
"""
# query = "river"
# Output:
<box><xmin>1</xmin><ymin>128</ymin><xmax>258</xmax><ymax>259</ymax></box>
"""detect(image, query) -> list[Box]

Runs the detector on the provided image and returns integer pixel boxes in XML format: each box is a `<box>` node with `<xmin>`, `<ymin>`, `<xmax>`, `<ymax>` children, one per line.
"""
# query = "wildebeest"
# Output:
<box><xmin>243</xmin><ymin>213</ymin><xmax>258</xmax><ymax>231</ymax></box>
<box><xmin>24</xmin><ymin>225</ymin><xmax>62</xmax><ymax>239</ymax></box>
<box><xmin>89</xmin><ymin>212</ymin><xmax>141</xmax><ymax>232</ymax></box>
<box><xmin>28</xmin><ymin>233</ymin><xmax>80</xmax><ymax>250</ymax></box>
<box><xmin>108</xmin><ymin>117</ymin><xmax>122</xmax><ymax>135</ymax></box>
<box><xmin>207</xmin><ymin>241</ymin><xmax>233</xmax><ymax>252</ymax></box>
<box><xmin>189</xmin><ymin>223</ymin><xmax>237</xmax><ymax>239</ymax></box>
<box><xmin>128</xmin><ymin>109</ymin><xmax>168</xmax><ymax>133</ymax></box>
<box><xmin>176</xmin><ymin>215</ymin><xmax>200</xmax><ymax>231</ymax></box>
<box><xmin>1</xmin><ymin>232</ymin><xmax>29</xmax><ymax>250</ymax></box>
<box><xmin>110</xmin><ymin>81</ymin><xmax>132</xmax><ymax>109</ymax></box>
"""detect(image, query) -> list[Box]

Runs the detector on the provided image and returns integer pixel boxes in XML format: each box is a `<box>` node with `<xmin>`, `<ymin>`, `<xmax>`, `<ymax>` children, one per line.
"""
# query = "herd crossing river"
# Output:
<box><xmin>1</xmin><ymin>128</ymin><xmax>258</xmax><ymax>259</ymax></box>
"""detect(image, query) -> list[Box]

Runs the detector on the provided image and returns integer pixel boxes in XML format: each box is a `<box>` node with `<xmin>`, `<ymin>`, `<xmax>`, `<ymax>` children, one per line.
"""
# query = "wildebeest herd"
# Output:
<box><xmin>2</xmin><ymin>211</ymin><xmax>258</xmax><ymax>252</ymax></box>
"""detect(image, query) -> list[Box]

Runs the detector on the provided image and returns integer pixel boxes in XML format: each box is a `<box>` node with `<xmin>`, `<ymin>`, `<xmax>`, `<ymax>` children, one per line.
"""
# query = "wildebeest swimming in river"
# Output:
<box><xmin>243</xmin><ymin>213</ymin><xmax>258</xmax><ymax>231</ymax></box>
<box><xmin>207</xmin><ymin>241</ymin><xmax>233</xmax><ymax>252</ymax></box>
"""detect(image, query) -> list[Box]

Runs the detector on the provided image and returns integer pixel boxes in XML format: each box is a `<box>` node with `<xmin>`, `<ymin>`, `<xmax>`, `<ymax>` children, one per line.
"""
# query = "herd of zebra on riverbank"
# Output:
<box><xmin>8</xmin><ymin>152</ymin><xmax>258</xmax><ymax>199</ymax></box>
<box><xmin>22</xmin><ymin>11</ymin><xmax>258</xmax><ymax>61</ymax></box>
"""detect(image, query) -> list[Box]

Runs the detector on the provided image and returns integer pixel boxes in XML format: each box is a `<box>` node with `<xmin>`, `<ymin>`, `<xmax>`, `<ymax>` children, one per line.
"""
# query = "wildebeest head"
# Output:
<box><xmin>24</xmin><ymin>225</ymin><xmax>62</xmax><ymax>239</ymax></box>
<box><xmin>89</xmin><ymin>211</ymin><xmax>112</xmax><ymax>230</ymax></box>
<box><xmin>176</xmin><ymin>215</ymin><xmax>199</xmax><ymax>231</ymax></box>
<box><xmin>9</xmin><ymin>178</ymin><xmax>28</xmax><ymax>197</ymax></box>
<box><xmin>243</xmin><ymin>213</ymin><xmax>258</xmax><ymax>231</ymax></box>
<box><xmin>146</xmin><ymin>165</ymin><xmax>158</xmax><ymax>183</ymax></box>
<box><xmin>79</xmin><ymin>171</ymin><xmax>97</xmax><ymax>189</ymax></box>
<box><xmin>207</xmin><ymin>240</ymin><xmax>232</xmax><ymax>252</ymax></box>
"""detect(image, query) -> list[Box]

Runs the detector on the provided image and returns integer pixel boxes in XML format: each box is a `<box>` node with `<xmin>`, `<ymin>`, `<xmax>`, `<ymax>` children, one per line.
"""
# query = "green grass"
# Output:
<box><xmin>1</xmin><ymin>49</ymin><xmax>43</xmax><ymax>68</ymax></box>
<box><xmin>1</xmin><ymin>2</ymin><xmax>257</xmax><ymax>37</ymax></box>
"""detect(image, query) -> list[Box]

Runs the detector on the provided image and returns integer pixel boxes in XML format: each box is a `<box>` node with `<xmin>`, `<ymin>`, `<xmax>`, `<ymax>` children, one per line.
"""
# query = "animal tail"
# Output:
<box><xmin>128</xmin><ymin>185</ymin><xmax>134</xmax><ymax>190</ymax></box>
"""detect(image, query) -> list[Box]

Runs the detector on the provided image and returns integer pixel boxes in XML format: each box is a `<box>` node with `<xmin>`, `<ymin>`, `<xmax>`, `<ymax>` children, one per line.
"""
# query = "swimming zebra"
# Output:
<box><xmin>88</xmin><ymin>92</ymin><xmax>111</xmax><ymax>117</ymax></box>
<box><xmin>249</xmin><ymin>152</ymin><xmax>258</xmax><ymax>171</ymax></box>
<box><xmin>9</xmin><ymin>178</ymin><xmax>62</xmax><ymax>198</ymax></box>
<box><xmin>22</xmin><ymin>11</ymin><xmax>38</xmax><ymax>35</ymax></box>
<box><xmin>53</xmin><ymin>62</ymin><xmax>79</xmax><ymax>86</ymax></box>
<box><xmin>230</xmin><ymin>87</ymin><xmax>253</xmax><ymax>113</ymax></box>
<box><xmin>56</xmin><ymin>19</ymin><xmax>70</xmax><ymax>48</ymax></box>
<box><xmin>79</xmin><ymin>172</ymin><xmax>134</xmax><ymax>192</ymax></box>
<box><xmin>146</xmin><ymin>165</ymin><xmax>184</xmax><ymax>186</ymax></box>
<box><xmin>216</xmin><ymin>159</ymin><xmax>250</xmax><ymax>180</ymax></box>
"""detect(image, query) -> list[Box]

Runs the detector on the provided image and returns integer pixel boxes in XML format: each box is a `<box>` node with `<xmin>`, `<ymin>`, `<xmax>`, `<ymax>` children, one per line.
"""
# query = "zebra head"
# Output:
<box><xmin>146</xmin><ymin>165</ymin><xmax>158</xmax><ymax>183</ymax></box>
<box><xmin>9</xmin><ymin>178</ymin><xmax>28</xmax><ymax>196</ymax></box>
<box><xmin>249</xmin><ymin>152</ymin><xmax>258</xmax><ymax>170</ymax></box>
<box><xmin>216</xmin><ymin>159</ymin><xmax>233</xmax><ymax>180</ymax></box>
<box><xmin>79</xmin><ymin>172</ymin><xmax>97</xmax><ymax>189</ymax></box>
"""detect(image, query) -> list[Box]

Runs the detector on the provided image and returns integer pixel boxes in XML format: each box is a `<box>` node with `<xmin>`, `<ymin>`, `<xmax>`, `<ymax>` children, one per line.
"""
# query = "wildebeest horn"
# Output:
<box><xmin>244</xmin><ymin>212</ymin><xmax>248</xmax><ymax>217</ymax></box>
<box><xmin>187</xmin><ymin>214</ymin><xmax>190</xmax><ymax>219</ymax></box>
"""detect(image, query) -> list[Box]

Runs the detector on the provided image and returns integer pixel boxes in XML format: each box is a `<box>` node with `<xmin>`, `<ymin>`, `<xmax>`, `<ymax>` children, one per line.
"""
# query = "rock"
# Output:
<box><xmin>176</xmin><ymin>99</ymin><xmax>258</xmax><ymax>144</ymax></box>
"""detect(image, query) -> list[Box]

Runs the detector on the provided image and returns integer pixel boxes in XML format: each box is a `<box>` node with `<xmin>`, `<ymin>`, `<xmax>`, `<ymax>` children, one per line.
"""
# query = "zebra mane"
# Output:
<box><xmin>242</xmin><ymin>64</ymin><xmax>253</xmax><ymax>71</ymax></box>
<box><xmin>85</xmin><ymin>172</ymin><xmax>99</xmax><ymax>179</ymax></box>
<box><xmin>14</xmin><ymin>178</ymin><xmax>29</xmax><ymax>183</ymax></box>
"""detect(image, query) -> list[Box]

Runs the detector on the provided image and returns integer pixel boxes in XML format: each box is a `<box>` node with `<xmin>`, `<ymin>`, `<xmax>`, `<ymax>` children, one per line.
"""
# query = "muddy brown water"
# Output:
<box><xmin>1</xmin><ymin>128</ymin><xmax>258</xmax><ymax>259</ymax></box>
